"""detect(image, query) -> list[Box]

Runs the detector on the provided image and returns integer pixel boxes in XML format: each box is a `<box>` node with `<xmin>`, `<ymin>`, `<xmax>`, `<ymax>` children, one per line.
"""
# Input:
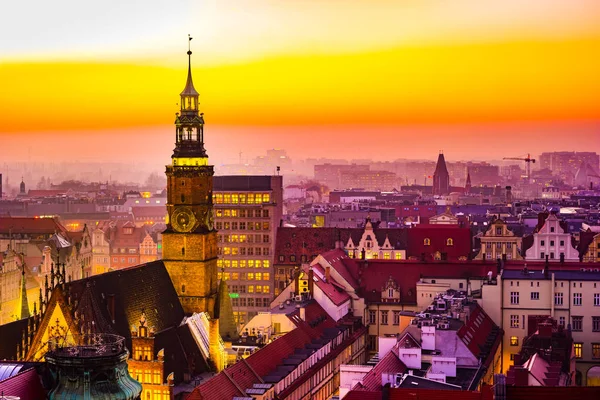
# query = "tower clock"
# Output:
<box><xmin>162</xmin><ymin>41</ymin><xmax>218</xmax><ymax>315</ymax></box>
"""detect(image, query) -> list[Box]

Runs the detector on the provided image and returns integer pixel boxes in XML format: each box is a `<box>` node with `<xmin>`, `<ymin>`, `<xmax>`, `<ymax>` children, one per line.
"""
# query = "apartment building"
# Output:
<box><xmin>481</xmin><ymin>267</ymin><xmax>600</xmax><ymax>385</ymax></box>
<box><xmin>474</xmin><ymin>218</ymin><xmax>523</xmax><ymax>260</ymax></box>
<box><xmin>213</xmin><ymin>175</ymin><xmax>283</xmax><ymax>327</ymax></box>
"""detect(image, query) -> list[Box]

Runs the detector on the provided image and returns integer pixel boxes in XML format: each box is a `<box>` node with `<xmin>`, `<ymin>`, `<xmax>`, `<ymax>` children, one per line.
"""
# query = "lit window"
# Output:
<box><xmin>510</xmin><ymin>336</ymin><xmax>519</xmax><ymax>346</ymax></box>
<box><xmin>593</xmin><ymin>343</ymin><xmax>600</xmax><ymax>359</ymax></box>
<box><xmin>574</xmin><ymin>343</ymin><xmax>583</xmax><ymax>359</ymax></box>
<box><xmin>510</xmin><ymin>315</ymin><xmax>519</xmax><ymax>328</ymax></box>
<box><xmin>447</xmin><ymin>238</ymin><xmax>454</xmax><ymax>246</ymax></box>
<box><xmin>424</xmin><ymin>238</ymin><xmax>431</xmax><ymax>246</ymax></box>
<box><xmin>395</xmin><ymin>253</ymin><xmax>402</xmax><ymax>260</ymax></box>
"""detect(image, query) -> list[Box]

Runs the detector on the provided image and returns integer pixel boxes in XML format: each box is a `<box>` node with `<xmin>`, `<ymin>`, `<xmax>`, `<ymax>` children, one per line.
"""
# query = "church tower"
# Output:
<box><xmin>432</xmin><ymin>152</ymin><xmax>450</xmax><ymax>195</ymax></box>
<box><xmin>163</xmin><ymin>39</ymin><xmax>218</xmax><ymax>315</ymax></box>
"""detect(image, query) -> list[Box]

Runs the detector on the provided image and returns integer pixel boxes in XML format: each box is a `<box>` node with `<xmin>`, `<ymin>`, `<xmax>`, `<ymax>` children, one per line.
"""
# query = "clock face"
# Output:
<box><xmin>171</xmin><ymin>207</ymin><xmax>197</xmax><ymax>232</ymax></box>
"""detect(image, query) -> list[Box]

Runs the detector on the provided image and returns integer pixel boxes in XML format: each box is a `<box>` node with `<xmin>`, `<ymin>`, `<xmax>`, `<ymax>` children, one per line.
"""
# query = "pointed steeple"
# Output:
<box><xmin>432</xmin><ymin>151</ymin><xmax>450</xmax><ymax>195</ymax></box>
<box><xmin>18</xmin><ymin>265</ymin><xmax>30</xmax><ymax>320</ymax></box>
<box><xmin>172</xmin><ymin>35</ymin><xmax>207</xmax><ymax>159</ymax></box>
<box><xmin>181</xmin><ymin>35</ymin><xmax>199</xmax><ymax>98</ymax></box>
<box><xmin>465</xmin><ymin>169</ymin><xmax>472</xmax><ymax>194</ymax></box>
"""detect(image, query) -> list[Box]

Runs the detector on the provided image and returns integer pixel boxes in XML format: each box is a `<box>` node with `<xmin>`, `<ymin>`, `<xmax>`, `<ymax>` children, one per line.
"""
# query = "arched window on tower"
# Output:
<box><xmin>181</xmin><ymin>194</ymin><xmax>185</xmax><ymax>203</ymax></box>
<box><xmin>182</xmin><ymin>247</ymin><xmax>185</xmax><ymax>256</ymax></box>
<box><xmin>424</xmin><ymin>238</ymin><xmax>431</xmax><ymax>246</ymax></box>
<box><xmin>447</xmin><ymin>238</ymin><xmax>454</xmax><ymax>246</ymax></box>
<box><xmin>182</xmin><ymin>284</ymin><xmax>186</xmax><ymax>293</ymax></box>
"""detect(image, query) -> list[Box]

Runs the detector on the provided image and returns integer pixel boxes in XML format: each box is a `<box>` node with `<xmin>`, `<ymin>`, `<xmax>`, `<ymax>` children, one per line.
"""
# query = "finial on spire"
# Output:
<box><xmin>188</xmin><ymin>34</ymin><xmax>193</xmax><ymax>54</ymax></box>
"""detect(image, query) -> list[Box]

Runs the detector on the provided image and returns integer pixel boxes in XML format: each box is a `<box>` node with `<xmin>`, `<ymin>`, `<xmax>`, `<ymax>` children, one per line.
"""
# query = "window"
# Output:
<box><xmin>560</xmin><ymin>240</ymin><xmax>564</xmax><ymax>246</ymax></box>
<box><xmin>540</xmin><ymin>252</ymin><xmax>545</xmax><ymax>259</ymax></box>
<box><xmin>424</xmin><ymin>238</ymin><xmax>431</xmax><ymax>246</ymax></box>
<box><xmin>550</xmin><ymin>240</ymin><xmax>555</xmax><ymax>246</ymax></box>
<box><xmin>572</xmin><ymin>316</ymin><xmax>583</xmax><ymax>332</ymax></box>
<box><xmin>510</xmin><ymin>336</ymin><xmax>519</xmax><ymax>346</ymax></box>
<box><xmin>593</xmin><ymin>343</ymin><xmax>600</xmax><ymax>359</ymax></box>
<box><xmin>550</xmin><ymin>227</ymin><xmax>555</xmax><ymax>232</ymax></box>
<box><xmin>541</xmin><ymin>240</ymin><xmax>545</xmax><ymax>246</ymax></box>
<box><xmin>393</xmin><ymin>311</ymin><xmax>400</xmax><ymax>325</ymax></box>
<box><xmin>593</xmin><ymin>316</ymin><xmax>600</xmax><ymax>332</ymax></box>
<box><xmin>446</xmin><ymin>238</ymin><xmax>454</xmax><ymax>246</ymax></box>
<box><xmin>496</xmin><ymin>227</ymin><xmax>502</xmax><ymax>235</ymax></box>
<box><xmin>594</xmin><ymin>293</ymin><xmax>600</xmax><ymax>306</ymax></box>
<box><xmin>368</xmin><ymin>310</ymin><xmax>376</xmax><ymax>324</ymax></box>
<box><xmin>554</xmin><ymin>292</ymin><xmax>564</xmax><ymax>306</ymax></box>
<box><xmin>510</xmin><ymin>315</ymin><xmax>519</xmax><ymax>328</ymax></box>
<box><xmin>531</xmin><ymin>292</ymin><xmax>540</xmax><ymax>300</ymax></box>
<box><xmin>573</xmin><ymin>293</ymin><xmax>582</xmax><ymax>306</ymax></box>
<box><xmin>381</xmin><ymin>311</ymin><xmax>389</xmax><ymax>325</ymax></box>
<box><xmin>510</xmin><ymin>354</ymin><xmax>516</xmax><ymax>361</ymax></box>
<box><xmin>574</xmin><ymin>343</ymin><xmax>582</xmax><ymax>359</ymax></box>
<box><xmin>559</xmin><ymin>316</ymin><xmax>566</xmax><ymax>327</ymax></box>
<box><xmin>154</xmin><ymin>370</ymin><xmax>161</xmax><ymax>384</ymax></box>
<box><xmin>510</xmin><ymin>292</ymin><xmax>519</xmax><ymax>305</ymax></box>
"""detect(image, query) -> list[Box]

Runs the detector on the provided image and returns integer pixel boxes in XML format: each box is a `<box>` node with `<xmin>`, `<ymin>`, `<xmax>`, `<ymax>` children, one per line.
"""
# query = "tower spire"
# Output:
<box><xmin>18</xmin><ymin>264</ymin><xmax>30</xmax><ymax>320</ymax></box>
<box><xmin>181</xmin><ymin>34</ymin><xmax>199</xmax><ymax>98</ymax></box>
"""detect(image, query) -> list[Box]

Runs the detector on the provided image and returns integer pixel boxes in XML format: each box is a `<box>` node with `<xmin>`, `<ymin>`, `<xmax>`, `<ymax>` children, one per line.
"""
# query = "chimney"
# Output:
<box><xmin>325</xmin><ymin>266</ymin><xmax>330</xmax><ymax>282</ymax></box>
<box><xmin>539</xmin><ymin>322</ymin><xmax>552</xmax><ymax>338</ymax></box>
<box><xmin>505</xmin><ymin>186</ymin><xmax>512</xmax><ymax>204</ymax></box>
<box><xmin>107</xmin><ymin>294</ymin><xmax>115</xmax><ymax>323</ymax></box>
<box><xmin>308</xmin><ymin>268</ymin><xmax>314</xmax><ymax>296</ymax></box>
<box><xmin>294</xmin><ymin>268</ymin><xmax>300</xmax><ymax>295</ymax></box>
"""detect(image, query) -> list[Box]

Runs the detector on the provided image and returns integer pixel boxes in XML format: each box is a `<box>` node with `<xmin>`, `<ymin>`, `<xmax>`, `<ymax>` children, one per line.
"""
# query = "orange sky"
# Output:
<box><xmin>1</xmin><ymin>0</ymin><xmax>599</xmax><ymax>162</ymax></box>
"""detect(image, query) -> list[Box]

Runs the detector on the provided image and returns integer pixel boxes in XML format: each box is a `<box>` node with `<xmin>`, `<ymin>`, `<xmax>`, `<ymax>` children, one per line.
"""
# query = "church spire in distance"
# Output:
<box><xmin>173</xmin><ymin>35</ymin><xmax>206</xmax><ymax>159</ymax></box>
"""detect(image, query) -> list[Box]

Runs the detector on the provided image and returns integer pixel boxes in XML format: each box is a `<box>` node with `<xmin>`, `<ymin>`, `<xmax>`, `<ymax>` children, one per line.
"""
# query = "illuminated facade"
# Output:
<box><xmin>213</xmin><ymin>175</ymin><xmax>283</xmax><ymax>327</ymax></box>
<box><xmin>128</xmin><ymin>312</ymin><xmax>173</xmax><ymax>400</ymax></box>
<box><xmin>162</xmin><ymin>45</ymin><xmax>219</xmax><ymax>316</ymax></box>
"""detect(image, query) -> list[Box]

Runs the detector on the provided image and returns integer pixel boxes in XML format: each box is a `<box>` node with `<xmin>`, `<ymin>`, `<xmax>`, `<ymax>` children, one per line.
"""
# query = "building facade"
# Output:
<box><xmin>480</xmin><ymin>268</ymin><xmax>600</xmax><ymax>385</ymax></box>
<box><xmin>525</xmin><ymin>214</ymin><xmax>579</xmax><ymax>262</ymax></box>
<box><xmin>213</xmin><ymin>175</ymin><xmax>283</xmax><ymax>327</ymax></box>
<box><xmin>475</xmin><ymin>219</ymin><xmax>523</xmax><ymax>260</ymax></box>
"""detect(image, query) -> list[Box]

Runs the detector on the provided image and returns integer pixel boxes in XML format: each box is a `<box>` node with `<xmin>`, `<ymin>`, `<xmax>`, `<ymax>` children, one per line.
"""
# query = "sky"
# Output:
<box><xmin>1</xmin><ymin>0</ymin><xmax>599</xmax><ymax>165</ymax></box>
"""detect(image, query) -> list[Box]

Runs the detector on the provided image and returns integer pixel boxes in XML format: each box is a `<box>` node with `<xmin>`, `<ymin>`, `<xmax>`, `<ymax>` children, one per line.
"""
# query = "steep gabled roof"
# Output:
<box><xmin>354</xmin><ymin>349</ymin><xmax>407</xmax><ymax>392</ymax></box>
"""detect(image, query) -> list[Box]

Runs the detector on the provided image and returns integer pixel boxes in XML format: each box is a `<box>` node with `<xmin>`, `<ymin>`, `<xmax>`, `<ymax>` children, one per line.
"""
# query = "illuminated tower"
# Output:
<box><xmin>163</xmin><ymin>38</ymin><xmax>218</xmax><ymax>315</ymax></box>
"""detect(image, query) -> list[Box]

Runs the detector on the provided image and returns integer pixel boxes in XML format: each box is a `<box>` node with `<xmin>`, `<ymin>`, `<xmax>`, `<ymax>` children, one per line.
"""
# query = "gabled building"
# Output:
<box><xmin>474</xmin><ymin>218</ymin><xmax>523</xmax><ymax>260</ymax></box>
<box><xmin>524</xmin><ymin>213</ymin><xmax>579</xmax><ymax>262</ymax></box>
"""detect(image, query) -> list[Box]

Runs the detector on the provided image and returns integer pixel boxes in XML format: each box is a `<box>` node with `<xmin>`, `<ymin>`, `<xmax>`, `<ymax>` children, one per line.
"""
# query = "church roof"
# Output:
<box><xmin>433</xmin><ymin>153</ymin><xmax>449</xmax><ymax>176</ymax></box>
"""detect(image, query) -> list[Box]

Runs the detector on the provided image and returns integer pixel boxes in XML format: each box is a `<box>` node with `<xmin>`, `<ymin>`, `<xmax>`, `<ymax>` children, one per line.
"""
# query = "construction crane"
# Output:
<box><xmin>503</xmin><ymin>153</ymin><xmax>536</xmax><ymax>183</ymax></box>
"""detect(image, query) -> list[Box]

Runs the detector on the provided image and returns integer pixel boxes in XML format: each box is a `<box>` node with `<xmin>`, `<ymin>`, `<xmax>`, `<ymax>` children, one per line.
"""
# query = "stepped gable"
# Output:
<box><xmin>275</xmin><ymin>227</ymin><xmax>407</xmax><ymax>266</ymax></box>
<box><xmin>0</xmin><ymin>318</ymin><xmax>32</xmax><ymax>360</ymax></box>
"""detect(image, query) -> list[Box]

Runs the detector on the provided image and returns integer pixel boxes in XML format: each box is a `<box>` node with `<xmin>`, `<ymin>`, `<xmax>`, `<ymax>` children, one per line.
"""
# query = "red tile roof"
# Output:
<box><xmin>0</xmin><ymin>367</ymin><xmax>46</xmax><ymax>399</ymax></box>
<box><xmin>354</xmin><ymin>348</ymin><xmax>407</xmax><ymax>392</ymax></box>
<box><xmin>388</xmin><ymin>387</ymin><xmax>486</xmax><ymax>400</ymax></box>
<box><xmin>187</xmin><ymin>301</ymin><xmax>341</xmax><ymax>400</ymax></box>
<box><xmin>406</xmin><ymin>224</ymin><xmax>472</xmax><ymax>261</ymax></box>
<box><xmin>456</xmin><ymin>303</ymin><xmax>501</xmax><ymax>365</ymax></box>
<box><xmin>311</xmin><ymin>264</ymin><xmax>352</xmax><ymax>306</ymax></box>
<box><xmin>0</xmin><ymin>217</ymin><xmax>67</xmax><ymax>235</ymax></box>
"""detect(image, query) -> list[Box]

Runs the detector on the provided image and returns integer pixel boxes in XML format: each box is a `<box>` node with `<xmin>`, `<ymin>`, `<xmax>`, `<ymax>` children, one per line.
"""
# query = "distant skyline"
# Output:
<box><xmin>1</xmin><ymin>0</ymin><xmax>599</xmax><ymax>162</ymax></box>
